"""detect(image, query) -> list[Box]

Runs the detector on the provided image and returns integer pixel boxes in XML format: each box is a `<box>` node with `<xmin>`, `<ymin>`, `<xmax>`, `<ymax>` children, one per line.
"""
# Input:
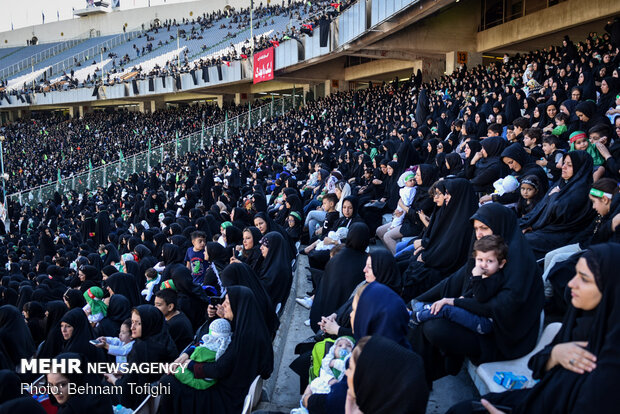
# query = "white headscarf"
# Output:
<box><xmin>200</xmin><ymin>318</ymin><xmax>233</xmax><ymax>360</ymax></box>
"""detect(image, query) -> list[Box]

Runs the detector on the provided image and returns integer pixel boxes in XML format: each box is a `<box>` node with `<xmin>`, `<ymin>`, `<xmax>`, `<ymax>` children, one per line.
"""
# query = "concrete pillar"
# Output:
<box><xmin>302</xmin><ymin>84</ymin><xmax>310</xmax><ymax>104</ymax></box>
<box><xmin>215</xmin><ymin>95</ymin><xmax>224</xmax><ymax>108</ymax></box>
<box><xmin>78</xmin><ymin>105</ymin><xmax>92</xmax><ymax>118</ymax></box>
<box><xmin>234</xmin><ymin>92</ymin><xmax>254</xmax><ymax>105</ymax></box>
<box><xmin>138</xmin><ymin>102</ymin><xmax>147</xmax><ymax>114</ymax></box>
<box><xmin>150</xmin><ymin>99</ymin><xmax>165</xmax><ymax>113</ymax></box>
<box><xmin>17</xmin><ymin>109</ymin><xmax>30</xmax><ymax>120</ymax></box>
<box><xmin>6</xmin><ymin>111</ymin><xmax>16</xmax><ymax>123</ymax></box>
<box><xmin>324</xmin><ymin>80</ymin><xmax>333</xmax><ymax>97</ymax></box>
<box><xmin>68</xmin><ymin>106</ymin><xmax>77</xmax><ymax>118</ymax></box>
<box><xmin>445</xmin><ymin>51</ymin><xmax>482</xmax><ymax>75</ymax></box>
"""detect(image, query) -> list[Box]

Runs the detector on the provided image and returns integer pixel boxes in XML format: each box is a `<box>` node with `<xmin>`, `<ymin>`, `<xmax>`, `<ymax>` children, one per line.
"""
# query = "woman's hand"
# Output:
<box><xmin>207</xmin><ymin>304</ymin><xmax>218</xmax><ymax>318</ymax></box>
<box><xmin>323</xmin><ymin>237</ymin><xmax>335</xmax><ymax>245</ymax></box>
<box><xmin>430</xmin><ymin>298</ymin><xmax>454</xmax><ymax>315</ymax></box>
<box><xmin>216</xmin><ymin>304</ymin><xmax>225</xmax><ymax>318</ymax></box>
<box><xmin>393</xmin><ymin>210</ymin><xmax>404</xmax><ymax>217</ymax></box>
<box><xmin>413</xmin><ymin>239</ymin><xmax>422</xmax><ymax>249</ymax></box>
<box><xmin>470</xmin><ymin>151</ymin><xmax>483</xmax><ymax>165</ymax></box>
<box><xmin>549</xmin><ymin>186</ymin><xmax>560</xmax><ymax>195</ymax></box>
<box><xmin>548</xmin><ymin>341</ymin><xmax>597</xmax><ymax>374</ymax></box>
<box><xmin>595</xmin><ymin>142</ymin><xmax>612</xmax><ymax>160</ymax></box>
<box><xmin>104</xmin><ymin>373</ymin><xmax>118</xmax><ymax>385</ymax></box>
<box><xmin>174</xmin><ymin>352</ymin><xmax>190</xmax><ymax>366</ymax></box>
<box><xmin>166</xmin><ymin>353</ymin><xmax>190</xmax><ymax>374</ymax></box>
<box><xmin>319</xmin><ymin>316</ymin><xmax>340</xmax><ymax>335</ymax></box>
<box><xmin>480</xmin><ymin>399</ymin><xmax>506</xmax><ymax>414</ymax></box>
<box><xmin>479</xmin><ymin>195</ymin><xmax>493</xmax><ymax>204</ymax></box>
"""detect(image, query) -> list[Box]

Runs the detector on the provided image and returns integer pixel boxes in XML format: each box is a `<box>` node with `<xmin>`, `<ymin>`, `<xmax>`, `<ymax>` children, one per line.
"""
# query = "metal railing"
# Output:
<box><xmin>0</xmin><ymin>38</ymin><xmax>84</xmax><ymax>80</ymax></box>
<box><xmin>3</xmin><ymin>31</ymin><xmax>141</xmax><ymax>82</ymax></box>
<box><xmin>38</xmin><ymin>31</ymin><xmax>141</xmax><ymax>80</ymax></box>
<box><xmin>9</xmin><ymin>94</ymin><xmax>301</xmax><ymax>206</ymax></box>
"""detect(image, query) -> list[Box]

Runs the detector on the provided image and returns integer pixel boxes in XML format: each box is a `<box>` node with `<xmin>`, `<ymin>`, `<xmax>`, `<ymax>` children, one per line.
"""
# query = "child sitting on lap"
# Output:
<box><xmin>412</xmin><ymin>235</ymin><xmax>508</xmax><ymax>334</ymax></box>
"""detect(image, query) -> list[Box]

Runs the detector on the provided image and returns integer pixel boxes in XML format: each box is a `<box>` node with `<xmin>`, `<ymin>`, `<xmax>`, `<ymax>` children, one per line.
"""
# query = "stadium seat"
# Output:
<box><xmin>467</xmin><ymin>322</ymin><xmax>562</xmax><ymax>395</ymax></box>
<box><xmin>134</xmin><ymin>394</ymin><xmax>162</xmax><ymax>414</ymax></box>
<box><xmin>241</xmin><ymin>375</ymin><xmax>263</xmax><ymax>414</ymax></box>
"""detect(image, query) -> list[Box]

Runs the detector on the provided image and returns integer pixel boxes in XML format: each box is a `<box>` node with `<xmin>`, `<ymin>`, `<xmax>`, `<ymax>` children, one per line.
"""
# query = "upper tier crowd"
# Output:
<box><xmin>4</xmin><ymin>0</ymin><xmax>351</xmax><ymax>94</ymax></box>
<box><xmin>0</xmin><ymin>18</ymin><xmax>620</xmax><ymax>414</ymax></box>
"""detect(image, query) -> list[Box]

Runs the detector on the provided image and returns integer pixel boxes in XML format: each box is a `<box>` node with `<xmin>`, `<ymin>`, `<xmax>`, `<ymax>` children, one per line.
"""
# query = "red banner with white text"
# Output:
<box><xmin>253</xmin><ymin>47</ymin><xmax>274</xmax><ymax>84</ymax></box>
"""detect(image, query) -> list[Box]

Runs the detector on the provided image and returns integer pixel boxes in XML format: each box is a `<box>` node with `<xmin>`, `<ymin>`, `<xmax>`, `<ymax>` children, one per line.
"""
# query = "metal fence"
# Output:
<box><xmin>9</xmin><ymin>94</ymin><xmax>300</xmax><ymax>206</ymax></box>
<box><xmin>43</xmin><ymin>31</ymin><xmax>141</xmax><ymax>79</ymax></box>
<box><xmin>0</xmin><ymin>38</ymin><xmax>84</xmax><ymax>80</ymax></box>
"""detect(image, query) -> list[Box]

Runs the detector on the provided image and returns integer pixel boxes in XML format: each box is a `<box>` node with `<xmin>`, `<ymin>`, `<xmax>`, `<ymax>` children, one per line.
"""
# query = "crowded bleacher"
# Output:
<box><xmin>0</xmin><ymin>0</ymin><xmax>350</xmax><ymax>95</ymax></box>
<box><xmin>0</xmin><ymin>1</ymin><xmax>620</xmax><ymax>413</ymax></box>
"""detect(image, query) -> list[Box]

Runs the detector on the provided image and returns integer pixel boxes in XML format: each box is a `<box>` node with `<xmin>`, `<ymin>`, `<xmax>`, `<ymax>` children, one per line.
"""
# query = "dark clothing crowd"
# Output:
<box><xmin>1</xmin><ymin>22</ymin><xmax>620</xmax><ymax>414</ymax></box>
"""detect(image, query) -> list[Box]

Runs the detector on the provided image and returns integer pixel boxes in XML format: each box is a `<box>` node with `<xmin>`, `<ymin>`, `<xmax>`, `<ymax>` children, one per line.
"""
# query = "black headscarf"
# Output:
<box><xmin>496</xmin><ymin>243</ymin><xmax>620</xmax><ymax>414</ymax></box>
<box><xmin>520</xmin><ymin>151</ymin><xmax>596</xmax><ymax>257</ymax></box>
<box><xmin>47</xmin><ymin>353</ymin><xmax>112</xmax><ymax>413</ymax></box>
<box><xmin>37</xmin><ymin>300</ymin><xmax>68</xmax><ymax>358</ymax></box>
<box><xmin>60</xmin><ymin>308</ymin><xmax>105</xmax><ymax>362</ymax></box>
<box><xmin>239</xmin><ymin>226</ymin><xmax>264</xmax><ymax>274</ymax></box>
<box><xmin>354</xmin><ymin>336</ymin><xmax>428</xmax><ymax>414</ymax></box>
<box><xmin>159</xmin><ymin>286</ymin><xmax>274</xmax><ymax>414</ymax></box>
<box><xmin>220</xmin><ymin>262</ymin><xmax>279</xmax><ymax>338</ymax></box>
<box><xmin>353</xmin><ymin>282</ymin><xmax>410</xmax><ymax>349</ymax></box>
<box><xmin>258</xmin><ymin>232</ymin><xmax>293</xmax><ymax>309</ymax></box>
<box><xmin>419</xmin><ymin>178</ymin><xmax>477</xmax><ymax>273</ymax></box>
<box><xmin>369</xmin><ymin>249</ymin><xmax>403</xmax><ymax>294</ymax></box>
<box><xmin>169</xmin><ymin>265</ymin><xmax>210</xmax><ymax>330</ymax></box>
<box><xmin>63</xmin><ymin>288</ymin><xmax>86</xmax><ymax>309</ymax></box>
<box><xmin>466</xmin><ymin>203</ymin><xmax>543</xmax><ymax>359</ymax></box>
<box><xmin>309</xmin><ymin>223</ymin><xmax>370</xmax><ymax>332</ymax></box>
<box><xmin>105</xmin><ymin>273</ymin><xmax>142</xmax><ymax>307</ymax></box>
<box><xmin>94</xmin><ymin>294</ymin><xmax>132</xmax><ymax>338</ymax></box>
<box><xmin>0</xmin><ymin>370</ymin><xmax>22</xmax><ymax>404</ymax></box>
<box><xmin>0</xmin><ymin>305</ymin><xmax>35</xmax><ymax>368</ymax></box>
<box><xmin>117</xmin><ymin>305</ymin><xmax>177</xmax><ymax>409</ymax></box>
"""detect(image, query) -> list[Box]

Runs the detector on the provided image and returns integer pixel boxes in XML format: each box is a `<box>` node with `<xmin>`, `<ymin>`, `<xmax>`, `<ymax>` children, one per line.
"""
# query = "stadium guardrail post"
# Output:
<box><xmin>133</xmin><ymin>155</ymin><xmax>136</xmax><ymax>173</ymax></box>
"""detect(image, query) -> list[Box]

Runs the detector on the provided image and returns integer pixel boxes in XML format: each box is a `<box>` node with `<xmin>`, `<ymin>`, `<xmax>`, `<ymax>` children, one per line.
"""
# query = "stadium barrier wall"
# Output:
<box><xmin>9</xmin><ymin>95</ymin><xmax>300</xmax><ymax>206</ymax></box>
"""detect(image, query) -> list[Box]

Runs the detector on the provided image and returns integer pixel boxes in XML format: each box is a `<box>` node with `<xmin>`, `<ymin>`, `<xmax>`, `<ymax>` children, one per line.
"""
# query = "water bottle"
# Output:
<box><xmin>113</xmin><ymin>404</ymin><xmax>132</xmax><ymax>414</ymax></box>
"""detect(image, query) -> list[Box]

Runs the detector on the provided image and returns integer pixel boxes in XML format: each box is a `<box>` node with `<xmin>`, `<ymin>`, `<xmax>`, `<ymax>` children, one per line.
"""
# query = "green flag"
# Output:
<box><xmin>283</xmin><ymin>35</ymin><xmax>291</xmax><ymax>40</ymax></box>
<box><xmin>88</xmin><ymin>160</ymin><xmax>92</xmax><ymax>170</ymax></box>
<box><xmin>85</xmin><ymin>125</ymin><xmax>90</xmax><ymax>131</ymax></box>
<box><xmin>43</xmin><ymin>154</ymin><xmax>47</xmax><ymax>161</ymax></box>
<box><xmin>148</xmin><ymin>138</ymin><xmax>151</xmax><ymax>152</ymax></box>
<box><xmin>119</xmin><ymin>150</ymin><xmax>124</xmax><ymax>162</ymax></box>
<box><xmin>57</xmin><ymin>169</ymin><xmax>61</xmax><ymax>185</ymax></box>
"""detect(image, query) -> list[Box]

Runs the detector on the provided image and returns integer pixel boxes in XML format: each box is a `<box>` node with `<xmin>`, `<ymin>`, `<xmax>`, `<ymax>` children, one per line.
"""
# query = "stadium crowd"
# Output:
<box><xmin>0</xmin><ymin>18</ymin><xmax>620</xmax><ymax>414</ymax></box>
<box><xmin>6</xmin><ymin>0</ymin><xmax>351</xmax><ymax>94</ymax></box>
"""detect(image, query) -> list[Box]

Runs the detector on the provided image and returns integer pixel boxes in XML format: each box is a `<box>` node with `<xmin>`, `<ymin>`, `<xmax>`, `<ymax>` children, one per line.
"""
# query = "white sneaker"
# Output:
<box><xmin>304</xmin><ymin>319</ymin><xmax>311</xmax><ymax>326</ymax></box>
<box><xmin>296</xmin><ymin>297</ymin><xmax>313</xmax><ymax>309</ymax></box>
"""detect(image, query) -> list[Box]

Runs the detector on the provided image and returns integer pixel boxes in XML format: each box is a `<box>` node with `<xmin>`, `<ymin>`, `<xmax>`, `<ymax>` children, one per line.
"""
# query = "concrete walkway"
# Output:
<box><xmin>257</xmin><ymin>254</ymin><xmax>478</xmax><ymax>414</ymax></box>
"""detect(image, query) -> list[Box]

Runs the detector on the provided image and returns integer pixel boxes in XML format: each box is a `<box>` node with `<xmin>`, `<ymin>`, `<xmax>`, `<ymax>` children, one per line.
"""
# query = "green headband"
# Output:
<box><xmin>405</xmin><ymin>173</ymin><xmax>415</xmax><ymax>182</ymax></box>
<box><xmin>221</xmin><ymin>221</ymin><xmax>233</xmax><ymax>229</ymax></box>
<box><xmin>290</xmin><ymin>211</ymin><xmax>302</xmax><ymax>221</ymax></box>
<box><xmin>590</xmin><ymin>188</ymin><xmax>612</xmax><ymax>199</ymax></box>
<box><xmin>160</xmin><ymin>279</ymin><xmax>177</xmax><ymax>291</ymax></box>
